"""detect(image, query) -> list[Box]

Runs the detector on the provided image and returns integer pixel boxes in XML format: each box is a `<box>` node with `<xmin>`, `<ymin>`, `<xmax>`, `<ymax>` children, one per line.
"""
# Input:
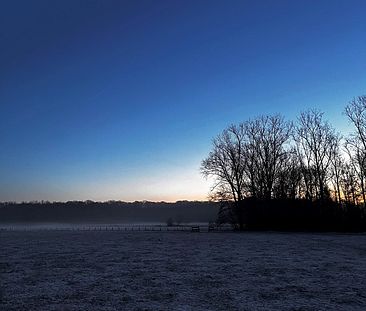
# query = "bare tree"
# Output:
<box><xmin>202</xmin><ymin>115</ymin><xmax>292</xmax><ymax>201</ymax></box>
<box><xmin>294</xmin><ymin>110</ymin><xmax>337</xmax><ymax>201</ymax></box>
<box><xmin>345</xmin><ymin>95</ymin><xmax>366</xmax><ymax>149</ymax></box>
<box><xmin>273</xmin><ymin>148</ymin><xmax>303</xmax><ymax>200</ymax></box>
<box><xmin>201</xmin><ymin>115</ymin><xmax>292</xmax><ymax>228</ymax></box>
<box><xmin>344</xmin><ymin>140</ymin><xmax>366</xmax><ymax>205</ymax></box>
<box><xmin>329</xmin><ymin>133</ymin><xmax>343</xmax><ymax>203</ymax></box>
<box><xmin>340</xmin><ymin>163</ymin><xmax>359</xmax><ymax>205</ymax></box>
<box><xmin>201</xmin><ymin>124</ymin><xmax>246</xmax><ymax>203</ymax></box>
<box><xmin>201</xmin><ymin>124</ymin><xmax>247</xmax><ymax>229</ymax></box>
<box><xmin>243</xmin><ymin>115</ymin><xmax>292</xmax><ymax>199</ymax></box>
<box><xmin>344</xmin><ymin>95</ymin><xmax>366</xmax><ymax>205</ymax></box>
<box><xmin>201</xmin><ymin>100</ymin><xmax>366</xmax><ymax>231</ymax></box>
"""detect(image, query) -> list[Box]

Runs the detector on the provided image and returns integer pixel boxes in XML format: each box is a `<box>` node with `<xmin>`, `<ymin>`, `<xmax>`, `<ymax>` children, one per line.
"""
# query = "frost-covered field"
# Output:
<box><xmin>1</xmin><ymin>231</ymin><xmax>366</xmax><ymax>311</ymax></box>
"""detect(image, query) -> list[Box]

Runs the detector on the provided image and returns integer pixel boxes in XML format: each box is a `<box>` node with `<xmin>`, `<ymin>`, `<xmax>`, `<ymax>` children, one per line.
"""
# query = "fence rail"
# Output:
<box><xmin>0</xmin><ymin>224</ymin><xmax>233</xmax><ymax>232</ymax></box>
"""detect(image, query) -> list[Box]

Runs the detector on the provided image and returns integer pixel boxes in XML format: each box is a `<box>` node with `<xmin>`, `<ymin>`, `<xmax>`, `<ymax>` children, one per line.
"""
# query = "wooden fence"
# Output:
<box><xmin>0</xmin><ymin>224</ymin><xmax>233</xmax><ymax>232</ymax></box>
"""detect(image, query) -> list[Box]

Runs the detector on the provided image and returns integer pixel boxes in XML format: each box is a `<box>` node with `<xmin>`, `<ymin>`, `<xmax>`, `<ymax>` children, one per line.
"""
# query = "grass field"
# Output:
<box><xmin>1</xmin><ymin>231</ymin><xmax>366</xmax><ymax>310</ymax></box>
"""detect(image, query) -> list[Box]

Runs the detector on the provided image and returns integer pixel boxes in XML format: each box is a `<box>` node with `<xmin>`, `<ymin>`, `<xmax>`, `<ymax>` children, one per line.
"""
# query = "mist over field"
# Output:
<box><xmin>2</xmin><ymin>0</ymin><xmax>366</xmax><ymax>310</ymax></box>
<box><xmin>0</xmin><ymin>201</ymin><xmax>218</xmax><ymax>225</ymax></box>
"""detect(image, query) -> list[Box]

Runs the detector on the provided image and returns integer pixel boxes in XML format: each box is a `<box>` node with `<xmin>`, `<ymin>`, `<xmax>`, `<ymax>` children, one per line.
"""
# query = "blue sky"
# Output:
<box><xmin>0</xmin><ymin>0</ymin><xmax>365</xmax><ymax>202</ymax></box>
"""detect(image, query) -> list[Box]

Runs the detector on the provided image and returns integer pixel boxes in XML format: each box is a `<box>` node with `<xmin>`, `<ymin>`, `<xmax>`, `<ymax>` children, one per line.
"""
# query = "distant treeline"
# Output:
<box><xmin>0</xmin><ymin>201</ymin><xmax>219</xmax><ymax>224</ymax></box>
<box><xmin>202</xmin><ymin>95</ymin><xmax>366</xmax><ymax>232</ymax></box>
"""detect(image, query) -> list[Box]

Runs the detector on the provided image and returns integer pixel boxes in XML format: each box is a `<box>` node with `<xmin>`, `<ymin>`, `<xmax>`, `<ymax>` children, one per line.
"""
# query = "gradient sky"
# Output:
<box><xmin>1</xmin><ymin>0</ymin><xmax>365</xmax><ymax>202</ymax></box>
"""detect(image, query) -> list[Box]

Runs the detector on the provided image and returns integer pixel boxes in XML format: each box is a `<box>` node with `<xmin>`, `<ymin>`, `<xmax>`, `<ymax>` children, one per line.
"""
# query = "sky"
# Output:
<box><xmin>0</xmin><ymin>0</ymin><xmax>365</xmax><ymax>202</ymax></box>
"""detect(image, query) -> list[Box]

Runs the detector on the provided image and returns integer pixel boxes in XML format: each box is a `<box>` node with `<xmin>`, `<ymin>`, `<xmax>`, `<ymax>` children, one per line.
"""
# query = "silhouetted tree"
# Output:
<box><xmin>345</xmin><ymin>95</ymin><xmax>366</xmax><ymax>148</ymax></box>
<box><xmin>294</xmin><ymin>110</ymin><xmax>337</xmax><ymax>202</ymax></box>
<box><xmin>201</xmin><ymin>124</ymin><xmax>247</xmax><ymax>228</ymax></box>
<box><xmin>345</xmin><ymin>95</ymin><xmax>366</xmax><ymax>205</ymax></box>
<box><xmin>340</xmin><ymin>163</ymin><xmax>359</xmax><ymax>205</ymax></box>
<box><xmin>201</xmin><ymin>98</ymin><xmax>366</xmax><ymax>232</ymax></box>
<box><xmin>329</xmin><ymin>133</ymin><xmax>343</xmax><ymax>203</ymax></box>
<box><xmin>201</xmin><ymin>115</ymin><xmax>292</xmax><ymax>229</ymax></box>
<box><xmin>201</xmin><ymin>124</ymin><xmax>246</xmax><ymax>202</ymax></box>
<box><xmin>345</xmin><ymin>141</ymin><xmax>366</xmax><ymax>205</ymax></box>
<box><xmin>273</xmin><ymin>148</ymin><xmax>302</xmax><ymax>200</ymax></box>
<box><xmin>243</xmin><ymin>115</ymin><xmax>292</xmax><ymax>199</ymax></box>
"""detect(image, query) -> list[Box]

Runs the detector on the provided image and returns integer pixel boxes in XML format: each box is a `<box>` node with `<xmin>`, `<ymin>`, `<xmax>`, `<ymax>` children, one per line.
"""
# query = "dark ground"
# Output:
<box><xmin>1</xmin><ymin>231</ymin><xmax>366</xmax><ymax>310</ymax></box>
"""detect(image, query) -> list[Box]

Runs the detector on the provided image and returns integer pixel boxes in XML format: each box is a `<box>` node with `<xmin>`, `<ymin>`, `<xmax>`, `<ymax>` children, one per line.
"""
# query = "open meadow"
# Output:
<box><xmin>1</xmin><ymin>230</ymin><xmax>366</xmax><ymax>311</ymax></box>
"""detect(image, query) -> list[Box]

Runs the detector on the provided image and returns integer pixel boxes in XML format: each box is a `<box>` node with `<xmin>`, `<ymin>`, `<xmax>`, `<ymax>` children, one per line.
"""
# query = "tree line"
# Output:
<box><xmin>201</xmin><ymin>95</ymin><xmax>366</xmax><ymax>231</ymax></box>
<box><xmin>0</xmin><ymin>200</ymin><xmax>218</xmax><ymax>224</ymax></box>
